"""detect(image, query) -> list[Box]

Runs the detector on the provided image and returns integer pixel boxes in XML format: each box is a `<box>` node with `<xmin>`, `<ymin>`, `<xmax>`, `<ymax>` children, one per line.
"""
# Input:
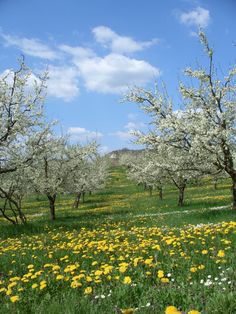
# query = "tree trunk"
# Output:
<box><xmin>149</xmin><ymin>186</ymin><xmax>152</xmax><ymax>196</ymax></box>
<box><xmin>232</xmin><ymin>177</ymin><xmax>236</xmax><ymax>210</ymax></box>
<box><xmin>73</xmin><ymin>192</ymin><xmax>81</xmax><ymax>209</ymax></box>
<box><xmin>213</xmin><ymin>180</ymin><xmax>217</xmax><ymax>190</ymax></box>
<box><xmin>178</xmin><ymin>185</ymin><xmax>185</xmax><ymax>207</ymax></box>
<box><xmin>159</xmin><ymin>187</ymin><xmax>163</xmax><ymax>200</ymax></box>
<box><xmin>47</xmin><ymin>194</ymin><xmax>56</xmax><ymax>220</ymax></box>
<box><xmin>82</xmin><ymin>192</ymin><xmax>85</xmax><ymax>203</ymax></box>
<box><xmin>0</xmin><ymin>208</ymin><xmax>17</xmax><ymax>224</ymax></box>
<box><xmin>16</xmin><ymin>199</ymin><xmax>27</xmax><ymax>224</ymax></box>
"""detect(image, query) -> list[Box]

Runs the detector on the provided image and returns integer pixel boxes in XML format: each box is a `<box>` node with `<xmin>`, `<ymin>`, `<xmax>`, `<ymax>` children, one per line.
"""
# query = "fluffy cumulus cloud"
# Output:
<box><xmin>76</xmin><ymin>53</ymin><xmax>160</xmax><ymax>94</ymax></box>
<box><xmin>1</xmin><ymin>34</ymin><xmax>58</xmax><ymax>60</ymax></box>
<box><xmin>47</xmin><ymin>66</ymin><xmax>80</xmax><ymax>101</ymax></box>
<box><xmin>92</xmin><ymin>26</ymin><xmax>158</xmax><ymax>54</ymax></box>
<box><xmin>1</xmin><ymin>26</ymin><xmax>161</xmax><ymax>98</ymax></box>
<box><xmin>68</xmin><ymin>127</ymin><xmax>103</xmax><ymax>142</ymax></box>
<box><xmin>179</xmin><ymin>7</ymin><xmax>210</xmax><ymax>28</ymax></box>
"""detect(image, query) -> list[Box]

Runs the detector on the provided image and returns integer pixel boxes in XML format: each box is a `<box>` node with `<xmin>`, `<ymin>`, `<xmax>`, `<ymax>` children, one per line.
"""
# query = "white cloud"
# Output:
<box><xmin>68</xmin><ymin>127</ymin><xmax>103</xmax><ymax>142</ymax></box>
<box><xmin>111</xmin><ymin>130</ymin><xmax>133</xmax><ymax>140</ymax></box>
<box><xmin>47</xmin><ymin>66</ymin><xmax>80</xmax><ymax>101</ymax></box>
<box><xmin>124</xmin><ymin>121</ymin><xmax>145</xmax><ymax>130</ymax></box>
<box><xmin>179</xmin><ymin>7</ymin><xmax>210</xmax><ymax>28</ymax></box>
<box><xmin>59</xmin><ymin>45</ymin><xmax>95</xmax><ymax>60</ymax></box>
<box><xmin>76</xmin><ymin>53</ymin><xmax>160</xmax><ymax>94</ymax></box>
<box><xmin>2</xmin><ymin>33</ymin><xmax>58</xmax><ymax>60</ymax></box>
<box><xmin>92</xmin><ymin>26</ymin><xmax>158</xmax><ymax>54</ymax></box>
<box><xmin>0</xmin><ymin>66</ymin><xmax>79</xmax><ymax>102</ymax></box>
<box><xmin>1</xmin><ymin>26</ymin><xmax>162</xmax><ymax>98</ymax></box>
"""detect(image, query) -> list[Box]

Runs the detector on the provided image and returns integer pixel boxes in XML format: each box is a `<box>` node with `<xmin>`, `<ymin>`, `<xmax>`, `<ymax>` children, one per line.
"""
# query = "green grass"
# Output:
<box><xmin>0</xmin><ymin>166</ymin><xmax>235</xmax><ymax>314</ymax></box>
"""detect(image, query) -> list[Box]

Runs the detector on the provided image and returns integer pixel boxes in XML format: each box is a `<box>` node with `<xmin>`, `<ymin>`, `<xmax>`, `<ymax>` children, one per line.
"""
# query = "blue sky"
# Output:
<box><xmin>0</xmin><ymin>0</ymin><xmax>235</xmax><ymax>153</ymax></box>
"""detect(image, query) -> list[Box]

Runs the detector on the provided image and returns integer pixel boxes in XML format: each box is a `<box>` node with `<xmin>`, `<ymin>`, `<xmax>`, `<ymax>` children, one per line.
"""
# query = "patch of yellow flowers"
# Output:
<box><xmin>0</xmin><ymin>220</ymin><xmax>234</xmax><ymax>313</ymax></box>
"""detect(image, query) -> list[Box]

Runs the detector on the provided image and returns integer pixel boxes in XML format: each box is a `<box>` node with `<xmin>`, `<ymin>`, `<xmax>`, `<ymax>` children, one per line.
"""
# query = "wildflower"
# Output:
<box><xmin>9</xmin><ymin>277</ymin><xmax>21</xmax><ymax>282</ymax></box>
<box><xmin>157</xmin><ymin>270</ymin><xmax>164</xmax><ymax>278</ymax></box>
<box><xmin>187</xmin><ymin>311</ymin><xmax>201</xmax><ymax>314</ymax></box>
<box><xmin>71</xmin><ymin>281</ymin><xmax>82</xmax><ymax>288</ymax></box>
<box><xmin>8</xmin><ymin>282</ymin><xmax>17</xmax><ymax>288</ymax></box>
<box><xmin>0</xmin><ymin>288</ymin><xmax>6</xmax><ymax>293</ymax></box>
<box><xmin>202</xmin><ymin>250</ymin><xmax>208</xmax><ymax>255</ymax></box>
<box><xmin>32</xmin><ymin>283</ymin><xmax>38</xmax><ymax>289</ymax></box>
<box><xmin>27</xmin><ymin>265</ymin><xmax>34</xmax><ymax>269</ymax></box>
<box><xmin>123</xmin><ymin>276</ymin><xmax>132</xmax><ymax>284</ymax></box>
<box><xmin>10</xmin><ymin>295</ymin><xmax>20</xmax><ymax>303</ymax></box>
<box><xmin>56</xmin><ymin>275</ymin><xmax>64</xmax><ymax>280</ymax></box>
<box><xmin>84</xmin><ymin>286</ymin><xmax>92</xmax><ymax>294</ymax></box>
<box><xmin>86</xmin><ymin>276</ymin><xmax>93</xmax><ymax>282</ymax></box>
<box><xmin>190</xmin><ymin>267</ymin><xmax>197</xmax><ymax>273</ymax></box>
<box><xmin>217</xmin><ymin>250</ymin><xmax>225</xmax><ymax>257</ymax></box>
<box><xmin>40</xmin><ymin>283</ymin><xmax>47</xmax><ymax>290</ymax></box>
<box><xmin>165</xmin><ymin>305</ymin><xmax>181</xmax><ymax>314</ymax></box>
<box><xmin>198</xmin><ymin>265</ymin><xmax>205</xmax><ymax>270</ymax></box>
<box><xmin>94</xmin><ymin>270</ymin><xmax>103</xmax><ymax>276</ymax></box>
<box><xmin>161</xmin><ymin>277</ymin><xmax>170</xmax><ymax>283</ymax></box>
<box><xmin>119</xmin><ymin>266</ymin><xmax>127</xmax><ymax>273</ymax></box>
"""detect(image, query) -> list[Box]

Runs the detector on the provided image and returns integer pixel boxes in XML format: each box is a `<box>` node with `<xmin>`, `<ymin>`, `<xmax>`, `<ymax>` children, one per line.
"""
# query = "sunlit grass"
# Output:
<box><xmin>0</xmin><ymin>166</ymin><xmax>235</xmax><ymax>313</ymax></box>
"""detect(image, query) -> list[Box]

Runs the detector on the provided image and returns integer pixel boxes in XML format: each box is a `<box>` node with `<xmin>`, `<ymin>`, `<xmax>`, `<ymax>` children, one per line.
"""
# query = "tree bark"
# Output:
<box><xmin>47</xmin><ymin>194</ymin><xmax>56</xmax><ymax>220</ymax></box>
<box><xmin>149</xmin><ymin>186</ymin><xmax>152</xmax><ymax>196</ymax></box>
<box><xmin>82</xmin><ymin>192</ymin><xmax>85</xmax><ymax>203</ymax></box>
<box><xmin>159</xmin><ymin>187</ymin><xmax>163</xmax><ymax>200</ymax></box>
<box><xmin>0</xmin><ymin>208</ymin><xmax>17</xmax><ymax>224</ymax></box>
<box><xmin>178</xmin><ymin>185</ymin><xmax>186</xmax><ymax>207</ymax></box>
<box><xmin>232</xmin><ymin>177</ymin><xmax>236</xmax><ymax>210</ymax></box>
<box><xmin>73</xmin><ymin>192</ymin><xmax>81</xmax><ymax>209</ymax></box>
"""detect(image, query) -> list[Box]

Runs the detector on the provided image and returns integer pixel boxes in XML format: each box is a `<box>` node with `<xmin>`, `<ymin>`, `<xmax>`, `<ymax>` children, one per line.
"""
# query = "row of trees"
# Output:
<box><xmin>123</xmin><ymin>151</ymin><xmax>227</xmax><ymax>206</ymax></box>
<box><xmin>0</xmin><ymin>59</ymin><xmax>108</xmax><ymax>224</ymax></box>
<box><xmin>124</xmin><ymin>32</ymin><xmax>236</xmax><ymax>209</ymax></box>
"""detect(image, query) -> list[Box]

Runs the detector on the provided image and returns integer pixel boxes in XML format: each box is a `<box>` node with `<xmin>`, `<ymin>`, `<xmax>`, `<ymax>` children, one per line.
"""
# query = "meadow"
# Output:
<box><xmin>0</xmin><ymin>167</ymin><xmax>235</xmax><ymax>314</ymax></box>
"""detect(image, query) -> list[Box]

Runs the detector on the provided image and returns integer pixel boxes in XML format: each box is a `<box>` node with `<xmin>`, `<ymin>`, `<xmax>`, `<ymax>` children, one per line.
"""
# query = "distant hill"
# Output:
<box><xmin>106</xmin><ymin>148</ymin><xmax>143</xmax><ymax>166</ymax></box>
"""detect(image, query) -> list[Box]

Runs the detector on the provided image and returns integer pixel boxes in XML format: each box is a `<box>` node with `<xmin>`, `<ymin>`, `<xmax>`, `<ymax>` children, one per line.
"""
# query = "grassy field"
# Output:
<box><xmin>0</xmin><ymin>167</ymin><xmax>235</xmax><ymax>313</ymax></box>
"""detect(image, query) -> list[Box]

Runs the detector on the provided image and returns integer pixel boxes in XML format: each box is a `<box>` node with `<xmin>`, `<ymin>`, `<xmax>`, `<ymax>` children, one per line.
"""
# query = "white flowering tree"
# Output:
<box><xmin>65</xmin><ymin>144</ymin><xmax>108</xmax><ymax>208</ymax></box>
<box><xmin>124</xmin><ymin>86</ymin><xmax>206</xmax><ymax>206</ymax></box>
<box><xmin>124</xmin><ymin>31</ymin><xmax>236</xmax><ymax>209</ymax></box>
<box><xmin>179</xmin><ymin>32</ymin><xmax>236</xmax><ymax>210</ymax></box>
<box><xmin>28</xmin><ymin>135</ymin><xmax>69</xmax><ymax>221</ymax></box>
<box><xmin>127</xmin><ymin>151</ymin><xmax>166</xmax><ymax>200</ymax></box>
<box><xmin>0</xmin><ymin>59</ymin><xmax>51</xmax><ymax>223</ymax></box>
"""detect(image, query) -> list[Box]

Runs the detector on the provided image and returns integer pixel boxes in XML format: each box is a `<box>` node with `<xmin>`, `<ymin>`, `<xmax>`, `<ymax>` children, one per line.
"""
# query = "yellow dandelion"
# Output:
<box><xmin>10</xmin><ymin>295</ymin><xmax>20</xmax><ymax>303</ymax></box>
<box><xmin>84</xmin><ymin>286</ymin><xmax>92</xmax><ymax>294</ymax></box>
<box><xmin>157</xmin><ymin>270</ymin><xmax>164</xmax><ymax>278</ymax></box>
<box><xmin>123</xmin><ymin>276</ymin><xmax>132</xmax><ymax>284</ymax></box>
<box><xmin>217</xmin><ymin>250</ymin><xmax>225</xmax><ymax>257</ymax></box>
